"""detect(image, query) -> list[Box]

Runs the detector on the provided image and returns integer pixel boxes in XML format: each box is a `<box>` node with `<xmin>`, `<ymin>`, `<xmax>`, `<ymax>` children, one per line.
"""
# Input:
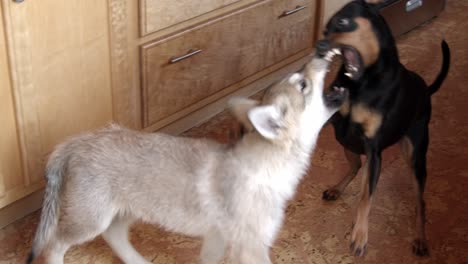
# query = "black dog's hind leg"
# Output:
<box><xmin>350</xmin><ymin>145</ymin><xmax>382</xmax><ymax>256</ymax></box>
<box><xmin>323</xmin><ymin>148</ymin><xmax>362</xmax><ymax>200</ymax></box>
<box><xmin>400</xmin><ymin>119</ymin><xmax>430</xmax><ymax>256</ymax></box>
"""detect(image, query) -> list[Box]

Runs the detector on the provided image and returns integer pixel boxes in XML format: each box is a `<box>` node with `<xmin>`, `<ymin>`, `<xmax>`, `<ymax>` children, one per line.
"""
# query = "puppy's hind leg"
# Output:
<box><xmin>323</xmin><ymin>148</ymin><xmax>362</xmax><ymax>200</ymax></box>
<box><xmin>232</xmin><ymin>241</ymin><xmax>271</xmax><ymax>264</ymax></box>
<box><xmin>43</xmin><ymin>204</ymin><xmax>116</xmax><ymax>263</ymax></box>
<box><xmin>102</xmin><ymin>216</ymin><xmax>151</xmax><ymax>264</ymax></box>
<box><xmin>200</xmin><ymin>228</ymin><xmax>226</xmax><ymax>264</ymax></box>
<box><xmin>44</xmin><ymin>240</ymin><xmax>70</xmax><ymax>264</ymax></box>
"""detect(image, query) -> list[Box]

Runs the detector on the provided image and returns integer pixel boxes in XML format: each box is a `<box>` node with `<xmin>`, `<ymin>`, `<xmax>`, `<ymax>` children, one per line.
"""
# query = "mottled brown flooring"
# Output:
<box><xmin>1</xmin><ymin>1</ymin><xmax>468</xmax><ymax>263</ymax></box>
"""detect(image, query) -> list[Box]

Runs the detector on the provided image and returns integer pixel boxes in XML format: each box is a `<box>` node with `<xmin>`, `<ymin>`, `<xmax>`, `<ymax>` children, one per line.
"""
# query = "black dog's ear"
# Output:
<box><xmin>364</xmin><ymin>0</ymin><xmax>387</xmax><ymax>10</ymax></box>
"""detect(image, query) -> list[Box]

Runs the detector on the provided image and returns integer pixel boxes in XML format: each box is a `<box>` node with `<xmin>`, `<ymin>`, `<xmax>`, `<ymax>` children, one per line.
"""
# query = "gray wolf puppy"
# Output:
<box><xmin>27</xmin><ymin>53</ymin><xmax>346</xmax><ymax>264</ymax></box>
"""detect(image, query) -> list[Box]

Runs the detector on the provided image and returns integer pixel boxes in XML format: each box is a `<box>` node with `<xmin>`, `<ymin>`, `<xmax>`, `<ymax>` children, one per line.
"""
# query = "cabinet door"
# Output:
<box><xmin>140</xmin><ymin>0</ymin><xmax>241</xmax><ymax>36</ymax></box>
<box><xmin>0</xmin><ymin>4</ymin><xmax>24</xmax><ymax>209</ymax></box>
<box><xmin>2</xmin><ymin>0</ymin><xmax>113</xmax><ymax>198</ymax></box>
<box><xmin>239</xmin><ymin>0</ymin><xmax>316</xmax><ymax>79</ymax></box>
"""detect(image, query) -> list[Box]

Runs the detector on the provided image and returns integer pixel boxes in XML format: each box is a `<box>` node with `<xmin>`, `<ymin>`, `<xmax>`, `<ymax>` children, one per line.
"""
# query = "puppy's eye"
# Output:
<box><xmin>299</xmin><ymin>79</ymin><xmax>307</xmax><ymax>92</ymax></box>
<box><xmin>338</xmin><ymin>18</ymin><xmax>350</xmax><ymax>27</ymax></box>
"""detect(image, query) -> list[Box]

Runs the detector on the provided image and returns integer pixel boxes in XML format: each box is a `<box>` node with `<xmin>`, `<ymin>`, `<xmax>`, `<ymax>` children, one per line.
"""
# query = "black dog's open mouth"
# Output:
<box><xmin>317</xmin><ymin>43</ymin><xmax>364</xmax><ymax>81</ymax></box>
<box><xmin>317</xmin><ymin>47</ymin><xmax>349</xmax><ymax>108</ymax></box>
<box><xmin>340</xmin><ymin>45</ymin><xmax>364</xmax><ymax>80</ymax></box>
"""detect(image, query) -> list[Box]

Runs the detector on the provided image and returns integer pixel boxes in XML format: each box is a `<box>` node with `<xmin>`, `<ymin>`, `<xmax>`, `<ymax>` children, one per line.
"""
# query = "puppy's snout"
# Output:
<box><xmin>315</xmin><ymin>40</ymin><xmax>330</xmax><ymax>57</ymax></box>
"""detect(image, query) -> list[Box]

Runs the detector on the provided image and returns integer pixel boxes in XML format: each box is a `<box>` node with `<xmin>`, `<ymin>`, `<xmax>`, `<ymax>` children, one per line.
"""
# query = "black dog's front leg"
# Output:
<box><xmin>350</xmin><ymin>144</ymin><xmax>382</xmax><ymax>256</ymax></box>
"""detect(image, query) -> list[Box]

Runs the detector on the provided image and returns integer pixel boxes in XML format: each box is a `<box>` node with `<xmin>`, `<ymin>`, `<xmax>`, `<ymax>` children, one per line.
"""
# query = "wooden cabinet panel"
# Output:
<box><xmin>0</xmin><ymin>5</ymin><xmax>23</xmax><ymax>207</ymax></box>
<box><xmin>141</xmin><ymin>0</ymin><xmax>316</xmax><ymax>128</ymax></box>
<box><xmin>239</xmin><ymin>0</ymin><xmax>315</xmax><ymax>78</ymax></box>
<box><xmin>140</xmin><ymin>0</ymin><xmax>241</xmax><ymax>36</ymax></box>
<box><xmin>141</xmin><ymin>15</ymin><xmax>242</xmax><ymax>127</ymax></box>
<box><xmin>2</xmin><ymin>0</ymin><xmax>113</xmax><ymax>198</ymax></box>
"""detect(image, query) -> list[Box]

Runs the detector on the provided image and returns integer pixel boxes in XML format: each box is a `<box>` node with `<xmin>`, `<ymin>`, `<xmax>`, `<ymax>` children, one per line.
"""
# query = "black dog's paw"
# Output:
<box><xmin>350</xmin><ymin>241</ymin><xmax>367</xmax><ymax>257</ymax></box>
<box><xmin>322</xmin><ymin>189</ymin><xmax>341</xmax><ymax>201</ymax></box>
<box><xmin>350</xmin><ymin>224</ymin><xmax>368</xmax><ymax>257</ymax></box>
<box><xmin>412</xmin><ymin>239</ymin><xmax>429</xmax><ymax>256</ymax></box>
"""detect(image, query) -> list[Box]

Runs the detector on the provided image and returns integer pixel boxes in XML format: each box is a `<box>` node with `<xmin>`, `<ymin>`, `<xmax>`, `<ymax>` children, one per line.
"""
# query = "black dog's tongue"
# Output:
<box><xmin>343</xmin><ymin>49</ymin><xmax>358</xmax><ymax>67</ymax></box>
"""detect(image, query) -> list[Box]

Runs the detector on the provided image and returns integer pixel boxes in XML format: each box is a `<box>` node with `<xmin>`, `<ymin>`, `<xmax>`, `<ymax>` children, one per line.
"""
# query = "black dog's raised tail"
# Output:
<box><xmin>428</xmin><ymin>40</ymin><xmax>450</xmax><ymax>95</ymax></box>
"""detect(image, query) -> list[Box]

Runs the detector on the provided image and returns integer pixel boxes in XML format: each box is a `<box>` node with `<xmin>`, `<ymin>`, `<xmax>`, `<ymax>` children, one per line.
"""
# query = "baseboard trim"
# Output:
<box><xmin>0</xmin><ymin>188</ymin><xmax>43</xmax><ymax>228</ymax></box>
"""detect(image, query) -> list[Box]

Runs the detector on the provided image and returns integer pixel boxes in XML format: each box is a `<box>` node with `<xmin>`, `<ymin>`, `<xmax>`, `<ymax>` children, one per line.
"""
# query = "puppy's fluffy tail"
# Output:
<box><xmin>428</xmin><ymin>40</ymin><xmax>450</xmax><ymax>95</ymax></box>
<box><xmin>26</xmin><ymin>148</ymin><xmax>67</xmax><ymax>264</ymax></box>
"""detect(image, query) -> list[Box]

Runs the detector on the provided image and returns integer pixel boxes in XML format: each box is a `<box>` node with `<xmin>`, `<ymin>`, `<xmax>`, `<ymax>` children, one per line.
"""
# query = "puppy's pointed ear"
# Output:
<box><xmin>248</xmin><ymin>105</ymin><xmax>283</xmax><ymax>140</ymax></box>
<box><xmin>228</xmin><ymin>97</ymin><xmax>259</xmax><ymax>131</ymax></box>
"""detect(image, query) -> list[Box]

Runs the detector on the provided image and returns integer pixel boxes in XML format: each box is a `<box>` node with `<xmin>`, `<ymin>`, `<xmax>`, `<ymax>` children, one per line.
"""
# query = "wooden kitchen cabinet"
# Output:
<box><xmin>0</xmin><ymin>3</ymin><xmax>24</xmax><ymax>210</ymax></box>
<box><xmin>141</xmin><ymin>0</ymin><xmax>316</xmax><ymax>128</ymax></box>
<box><xmin>0</xmin><ymin>0</ymin><xmax>323</xmax><ymax>226</ymax></box>
<box><xmin>111</xmin><ymin>0</ymin><xmax>321</xmax><ymax>132</ymax></box>
<box><xmin>0</xmin><ymin>0</ymin><xmax>113</xmax><ymax>224</ymax></box>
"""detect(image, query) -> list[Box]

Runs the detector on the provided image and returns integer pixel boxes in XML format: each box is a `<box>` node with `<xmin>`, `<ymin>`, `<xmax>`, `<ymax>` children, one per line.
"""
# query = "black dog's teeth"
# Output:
<box><xmin>324</xmin><ymin>48</ymin><xmax>342</xmax><ymax>61</ymax></box>
<box><xmin>333</xmin><ymin>86</ymin><xmax>345</xmax><ymax>93</ymax></box>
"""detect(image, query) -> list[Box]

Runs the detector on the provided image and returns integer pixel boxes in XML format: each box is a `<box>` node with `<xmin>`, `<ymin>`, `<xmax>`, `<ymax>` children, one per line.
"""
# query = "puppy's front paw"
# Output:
<box><xmin>322</xmin><ymin>189</ymin><xmax>341</xmax><ymax>201</ymax></box>
<box><xmin>350</xmin><ymin>225</ymin><xmax>368</xmax><ymax>256</ymax></box>
<box><xmin>412</xmin><ymin>239</ymin><xmax>429</xmax><ymax>256</ymax></box>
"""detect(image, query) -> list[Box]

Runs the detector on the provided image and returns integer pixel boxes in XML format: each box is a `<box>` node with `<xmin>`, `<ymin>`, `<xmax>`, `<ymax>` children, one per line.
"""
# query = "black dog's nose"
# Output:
<box><xmin>315</xmin><ymin>40</ymin><xmax>330</xmax><ymax>57</ymax></box>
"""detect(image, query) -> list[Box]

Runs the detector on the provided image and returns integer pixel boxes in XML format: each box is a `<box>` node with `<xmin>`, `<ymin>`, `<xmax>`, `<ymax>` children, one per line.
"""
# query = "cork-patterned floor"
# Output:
<box><xmin>1</xmin><ymin>0</ymin><xmax>468</xmax><ymax>263</ymax></box>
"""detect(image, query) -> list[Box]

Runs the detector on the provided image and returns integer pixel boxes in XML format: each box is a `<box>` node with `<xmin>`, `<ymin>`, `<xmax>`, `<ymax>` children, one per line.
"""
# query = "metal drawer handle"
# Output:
<box><xmin>280</xmin><ymin>5</ymin><xmax>307</xmax><ymax>18</ymax></box>
<box><xmin>169</xmin><ymin>49</ymin><xmax>202</xmax><ymax>64</ymax></box>
<box><xmin>406</xmin><ymin>0</ymin><xmax>423</xmax><ymax>12</ymax></box>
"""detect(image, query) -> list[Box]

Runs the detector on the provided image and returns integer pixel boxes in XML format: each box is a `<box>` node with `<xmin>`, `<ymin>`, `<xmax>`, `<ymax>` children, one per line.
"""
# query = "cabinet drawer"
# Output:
<box><xmin>140</xmin><ymin>0</ymin><xmax>241</xmax><ymax>36</ymax></box>
<box><xmin>141</xmin><ymin>0</ymin><xmax>315</xmax><ymax>128</ymax></box>
<box><xmin>239</xmin><ymin>0</ymin><xmax>315</xmax><ymax>79</ymax></box>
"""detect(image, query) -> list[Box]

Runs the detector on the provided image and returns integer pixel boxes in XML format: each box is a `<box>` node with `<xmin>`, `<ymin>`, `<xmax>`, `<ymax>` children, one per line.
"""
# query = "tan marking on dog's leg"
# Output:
<box><xmin>351</xmin><ymin>104</ymin><xmax>383</xmax><ymax>138</ymax></box>
<box><xmin>400</xmin><ymin>136</ymin><xmax>413</xmax><ymax>167</ymax></box>
<box><xmin>351</xmin><ymin>161</ymin><xmax>371</xmax><ymax>256</ymax></box>
<box><xmin>399</xmin><ymin>137</ymin><xmax>429</xmax><ymax>256</ymax></box>
<box><xmin>323</xmin><ymin>148</ymin><xmax>361</xmax><ymax>200</ymax></box>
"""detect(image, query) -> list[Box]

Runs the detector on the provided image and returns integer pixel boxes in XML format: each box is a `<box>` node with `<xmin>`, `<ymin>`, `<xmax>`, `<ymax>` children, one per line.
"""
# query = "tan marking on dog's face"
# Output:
<box><xmin>351</xmin><ymin>103</ymin><xmax>382</xmax><ymax>138</ymax></box>
<box><xmin>328</xmin><ymin>17</ymin><xmax>380</xmax><ymax>66</ymax></box>
<box><xmin>365</xmin><ymin>0</ymin><xmax>384</xmax><ymax>3</ymax></box>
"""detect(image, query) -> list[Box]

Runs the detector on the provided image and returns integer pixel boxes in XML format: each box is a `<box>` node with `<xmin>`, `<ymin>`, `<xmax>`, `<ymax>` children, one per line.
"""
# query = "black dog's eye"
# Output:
<box><xmin>337</xmin><ymin>18</ymin><xmax>350</xmax><ymax>27</ymax></box>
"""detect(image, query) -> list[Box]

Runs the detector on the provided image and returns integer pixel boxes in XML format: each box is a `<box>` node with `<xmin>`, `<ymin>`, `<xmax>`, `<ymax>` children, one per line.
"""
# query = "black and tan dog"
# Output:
<box><xmin>315</xmin><ymin>0</ymin><xmax>450</xmax><ymax>257</ymax></box>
